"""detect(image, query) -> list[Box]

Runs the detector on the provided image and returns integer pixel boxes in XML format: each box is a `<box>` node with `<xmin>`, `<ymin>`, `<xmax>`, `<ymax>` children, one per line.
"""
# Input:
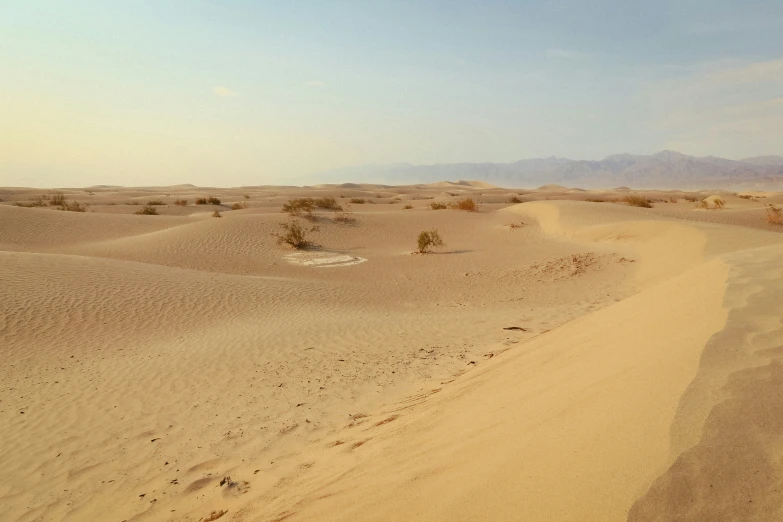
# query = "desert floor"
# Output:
<box><xmin>2</xmin><ymin>183</ymin><xmax>783</xmax><ymax>522</ymax></box>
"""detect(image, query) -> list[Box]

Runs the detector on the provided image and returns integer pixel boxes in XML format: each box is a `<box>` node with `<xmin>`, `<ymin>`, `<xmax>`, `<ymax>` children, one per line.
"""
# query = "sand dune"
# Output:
<box><xmin>2</xmin><ymin>185</ymin><xmax>782</xmax><ymax>521</ymax></box>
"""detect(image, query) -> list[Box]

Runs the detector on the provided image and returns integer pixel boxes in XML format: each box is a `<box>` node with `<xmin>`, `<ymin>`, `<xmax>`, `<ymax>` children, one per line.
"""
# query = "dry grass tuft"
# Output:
<box><xmin>273</xmin><ymin>220</ymin><xmax>319</xmax><ymax>249</ymax></box>
<box><xmin>314</xmin><ymin>197</ymin><xmax>342</xmax><ymax>210</ymax></box>
<box><xmin>333</xmin><ymin>212</ymin><xmax>357</xmax><ymax>224</ymax></box>
<box><xmin>174</xmin><ymin>199</ymin><xmax>188</xmax><ymax>206</ymax></box>
<box><xmin>429</xmin><ymin>202</ymin><xmax>447</xmax><ymax>210</ymax></box>
<box><xmin>58</xmin><ymin>201</ymin><xmax>88</xmax><ymax>212</ymax></box>
<box><xmin>766</xmin><ymin>204</ymin><xmax>783</xmax><ymax>225</ymax></box>
<box><xmin>231</xmin><ymin>202</ymin><xmax>248</xmax><ymax>210</ymax></box>
<box><xmin>147</xmin><ymin>200</ymin><xmax>165</xmax><ymax>206</ymax></box>
<box><xmin>683</xmin><ymin>195</ymin><xmax>698</xmax><ymax>202</ymax></box>
<box><xmin>212</xmin><ymin>210</ymin><xmax>221</xmax><ymax>218</ymax></box>
<box><xmin>713</xmin><ymin>198</ymin><xmax>725</xmax><ymax>209</ymax></box>
<box><xmin>416</xmin><ymin>229</ymin><xmax>444</xmax><ymax>253</ymax></box>
<box><xmin>403</xmin><ymin>204</ymin><xmax>413</xmax><ymax>209</ymax></box>
<box><xmin>49</xmin><ymin>191</ymin><xmax>66</xmax><ymax>206</ymax></box>
<box><xmin>622</xmin><ymin>195</ymin><xmax>653</xmax><ymax>208</ymax></box>
<box><xmin>697</xmin><ymin>200</ymin><xmax>709</xmax><ymax>209</ymax></box>
<box><xmin>448</xmin><ymin>198</ymin><xmax>478</xmax><ymax>211</ymax></box>
<box><xmin>508</xmin><ymin>195</ymin><xmax>523</xmax><ymax>204</ymax></box>
<box><xmin>135</xmin><ymin>205</ymin><xmax>158</xmax><ymax>215</ymax></box>
<box><xmin>349</xmin><ymin>198</ymin><xmax>366</xmax><ymax>204</ymax></box>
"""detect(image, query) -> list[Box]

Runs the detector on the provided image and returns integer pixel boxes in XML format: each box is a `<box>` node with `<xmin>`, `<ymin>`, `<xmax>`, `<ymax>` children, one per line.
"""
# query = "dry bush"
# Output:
<box><xmin>766</xmin><ymin>204</ymin><xmax>783</xmax><ymax>225</ymax></box>
<box><xmin>58</xmin><ymin>201</ymin><xmax>88</xmax><ymax>212</ymax></box>
<box><xmin>282</xmin><ymin>198</ymin><xmax>315</xmax><ymax>216</ymax></box>
<box><xmin>15</xmin><ymin>197</ymin><xmax>46</xmax><ymax>207</ymax></box>
<box><xmin>314</xmin><ymin>197</ymin><xmax>342</xmax><ymax>210</ymax></box>
<box><xmin>333</xmin><ymin>212</ymin><xmax>357</xmax><ymax>224</ymax></box>
<box><xmin>49</xmin><ymin>191</ymin><xmax>66</xmax><ymax>206</ymax></box>
<box><xmin>622</xmin><ymin>195</ymin><xmax>653</xmax><ymax>208</ymax></box>
<box><xmin>508</xmin><ymin>195</ymin><xmax>523</xmax><ymax>203</ymax></box>
<box><xmin>174</xmin><ymin>199</ymin><xmax>188</xmax><ymax>206</ymax></box>
<box><xmin>713</xmin><ymin>198</ymin><xmax>725</xmax><ymax>209</ymax></box>
<box><xmin>697</xmin><ymin>200</ymin><xmax>709</xmax><ymax>209</ymax></box>
<box><xmin>212</xmin><ymin>210</ymin><xmax>221</xmax><ymax>217</ymax></box>
<box><xmin>585</xmin><ymin>198</ymin><xmax>606</xmax><ymax>203</ymax></box>
<box><xmin>684</xmin><ymin>195</ymin><xmax>698</xmax><ymax>202</ymax></box>
<box><xmin>147</xmin><ymin>200</ymin><xmax>165</xmax><ymax>205</ymax></box>
<box><xmin>669</xmin><ymin>197</ymin><xmax>678</xmax><ymax>203</ymax></box>
<box><xmin>738</xmin><ymin>194</ymin><xmax>753</xmax><ymax>200</ymax></box>
<box><xmin>135</xmin><ymin>205</ymin><xmax>158</xmax><ymax>215</ymax></box>
<box><xmin>207</xmin><ymin>196</ymin><xmax>221</xmax><ymax>205</ymax></box>
<box><xmin>349</xmin><ymin>198</ymin><xmax>366</xmax><ymax>204</ymax></box>
<box><xmin>243</xmin><ymin>194</ymin><xmax>250</xmax><ymax>199</ymax></box>
<box><xmin>231</xmin><ymin>202</ymin><xmax>248</xmax><ymax>210</ymax></box>
<box><xmin>448</xmin><ymin>198</ymin><xmax>478</xmax><ymax>211</ymax></box>
<box><xmin>430</xmin><ymin>202</ymin><xmax>447</xmax><ymax>210</ymax></box>
<box><xmin>403</xmin><ymin>204</ymin><xmax>413</xmax><ymax>209</ymax></box>
<box><xmin>195</xmin><ymin>198</ymin><xmax>208</xmax><ymax>205</ymax></box>
<box><xmin>273</xmin><ymin>220</ymin><xmax>319</xmax><ymax>249</ymax></box>
<box><xmin>416</xmin><ymin>229</ymin><xmax>444</xmax><ymax>253</ymax></box>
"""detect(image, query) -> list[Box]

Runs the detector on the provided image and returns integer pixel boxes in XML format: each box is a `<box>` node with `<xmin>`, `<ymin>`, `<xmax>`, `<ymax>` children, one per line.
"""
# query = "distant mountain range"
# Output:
<box><xmin>313</xmin><ymin>151</ymin><xmax>783</xmax><ymax>190</ymax></box>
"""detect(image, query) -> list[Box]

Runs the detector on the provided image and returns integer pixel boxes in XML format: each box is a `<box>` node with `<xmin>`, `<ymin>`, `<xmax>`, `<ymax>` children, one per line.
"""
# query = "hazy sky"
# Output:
<box><xmin>2</xmin><ymin>1</ymin><xmax>783</xmax><ymax>187</ymax></box>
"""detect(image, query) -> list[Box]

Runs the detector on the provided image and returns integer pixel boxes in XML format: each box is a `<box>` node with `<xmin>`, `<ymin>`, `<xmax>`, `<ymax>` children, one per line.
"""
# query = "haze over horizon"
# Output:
<box><xmin>3</xmin><ymin>1</ymin><xmax>783</xmax><ymax>187</ymax></box>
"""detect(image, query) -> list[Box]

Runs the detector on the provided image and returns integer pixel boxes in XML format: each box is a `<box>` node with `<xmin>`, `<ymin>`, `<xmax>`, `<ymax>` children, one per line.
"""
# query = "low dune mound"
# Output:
<box><xmin>537</xmin><ymin>184</ymin><xmax>570</xmax><ymax>191</ymax></box>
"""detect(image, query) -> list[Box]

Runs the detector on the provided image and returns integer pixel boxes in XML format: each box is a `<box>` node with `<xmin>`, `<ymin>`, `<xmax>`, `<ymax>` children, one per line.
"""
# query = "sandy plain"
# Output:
<box><xmin>1</xmin><ymin>182</ymin><xmax>782</xmax><ymax>521</ymax></box>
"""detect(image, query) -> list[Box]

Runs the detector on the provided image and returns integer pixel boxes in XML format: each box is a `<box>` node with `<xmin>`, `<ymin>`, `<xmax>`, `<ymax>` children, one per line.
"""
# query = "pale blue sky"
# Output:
<box><xmin>2</xmin><ymin>1</ymin><xmax>782</xmax><ymax>186</ymax></box>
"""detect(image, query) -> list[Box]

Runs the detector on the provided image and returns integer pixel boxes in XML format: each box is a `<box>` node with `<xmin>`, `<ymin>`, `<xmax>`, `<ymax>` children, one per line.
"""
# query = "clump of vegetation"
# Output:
<box><xmin>174</xmin><ymin>199</ymin><xmax>188</xmax><ymax>206</ymax></box>
<box><xmin>403</xmin><ymin>204</ymin><xmax>413</xmax><ymax>210</ymax></box>
<box><xmin>314</xmin><ymin>197</ymin><xmax>342</xmax><ymax>210</ymax></box>
<box><xmin>697</xmin><ymin>200</ymin><xmax>709</xmax><ymax>209</ymax></box>
<box><xmin>738</xmin><ymin>194</ymin><xmax>753</xmax><ymax>200</ymax></box>
<box><xmin>766</xmin><ymin>204</ymin><xmax>782</xmax><ymax>225</ymax></box>
<box><xmin>713</xmin><ymin>198</ymin><xmax>725</xmax><ymax>209</ymax></box>
<box><xmin>333</xmin><ymin>212</ymin><xmax>357</xmax><ymax>224</ymax></box>
<box><xmin>231</xmin><ymin>202</ymin><xmax>248</xmax><ymax>210</ymax></box>
<box><xmin>508</xmin><ymin>195</ymin><xmax>523</xmax><ymax>204</ymax></box>
<box><xmin>430</xmin><ymin>202</ymin><xmax>447</xmax><ymax>210</ymax></box>
<box><xmin>506</xmin><ymin>222</ymin><xmax>524</xmax><ymax>229</ymax></box>
<box><xmin>683</xmin><ymin>195</ymin><xmax>698</xmax><ymax>202</ymax></box>
<box><xmin>195</xmin><ymin>198</ymin><xmax>207</xmax><ymax>205</ymax></box>
<box><xmin>212</xmin><ymin>210</ymin><xmax>221</xmax><ymax>218</ymax></box>
<box><xmin>49</xmin><ymin>191</ymin><xmax>66</xmax><ymax>206</ymax></box>
<box><xmin>349</xmin><ymin>198</ymin><xmax>366</xmax><ymax>204</ymax></box>
<box><xmin>14</xmin><ymin>198</ymin><xmax>46</xmax><ymax>208</ymax></box>
<box><xmin>448</xmin><ymin>198</ymin><xmax>478</xmax><ymax>211</ymax></box>
<box><xmin>58</xmin><ymin>201</ymin><xmax>88</xmax><ymax>212</ymax></box>
<box><xmin>416</xmin><ymin>229</ymin><xmax>444</xmax><ymax>253</ymax></box>
<box><xmin>147</xmin><ymin>200</ymin><xmax>165</xmax><ymax>205</ymax></box>
<box><xmin>135</xmin><ymin>205</ymin><xmax>158</xmax><ymax>215</ymax></box>
<box><xmin>282</xmin><ymin>198</ymin><xmax>315</xmax><ymax>216</ymax></box>
<box><xmin>622</xmin><ymin>195</ymin><xmax>653</xmax><ymax>208</ymax></box>
<box><xmin>243</xmin><ymin>194</ymin><xmax>250</xmax><ymax>199</ymax></box>
<box><xmin>273</xmin><ymin>219</ymin><xmax>319</xmax><ymax>249</ymax></box>
<box><xmin>207</xmin><ymin>196</ymin><xmax>221</xmax><ymax>205</ymax></box>
<box><xmin>585</xmin><ymin>198</ymin><xmax>606</xmax><ymax>203</ymax></box>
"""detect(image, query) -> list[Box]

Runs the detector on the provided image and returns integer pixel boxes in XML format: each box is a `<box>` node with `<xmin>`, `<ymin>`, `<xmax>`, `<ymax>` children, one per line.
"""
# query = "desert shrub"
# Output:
<box><xmin>212</xmin><ymin>210</ymin><xmax>221</xmax><ymax>218</ymax></box>
<box><xmin>349</xmin><ymin>198</ymin><xmax>366</xmax><ymax>204</ymax></box>
<box><xmin>282</xmin><ymin>198</ymin><xmax>315</xmax><ymax>216</ymax></box>
<box><xmin>697</xmin><ymin>200</ymin><xmax>709</xmax><ymax>209</ymax></box>
<box><xmin>135</xmin><ymin>205</ymin><xmax>158</xmax><ymax>215</ymax></box>
<box><xmin>416</xmin><ymin>229</ymin><xmax>444</xmax><ymax>253</ymax></box>
<box><xmin>147</xmin><ymin>200</ymin><xmax>165</xmax><ymax>205</ymax></box>
<box><xmin>273</xmin><ymin>220</ymin><xmax>318</xmax><ymax>249</ymax></box>
<box><xmin>333</xmin><ymin>212</ymin><xmax>357</xmax><ymax>224</ymax></box>
<box><xmin>231</xmin><ymin>202</ymin><xmax>248</xmax><ymax>210</ymax></box>
<box><xmin>207</xmin><ymin>196</ymin><xmax>221</xmax><ymax>205</ymax></box>
<box><xmin>585</xmin><ymin>198</ymin><xmax>605</xmax><ymax>203</ymax></box>
<box><xmin>403</xmin><ymin>204</ymin><xmax>413</xmax><ymax>209</ymax></box>
<box><xmin>623</xmin><ymin>195</ymin><xmax>653</xmax><ymax>208</ymax></box>
<box><xmin>195</xmin><ymin>198</ymin><xmax>208</xmax><ymax>205</ymax></box>
<box><xmin>49</xmin><ymin>191</ymin><xmax>66</xmax><ymax>206</ymax></box>
<box><xmin>430</xmin><ymin>202</ymin><xmax>447</xmax><ymax>210</ymax></box>
<box><xmin>58</xmin><ymin>201</ymin><xmax>87</xmax><ymax>212</ymax></box>
<box><xmin>738</xmin><ymin>194</ymin><xmax>753</xmax><ymax>200</ymax></box>
<box><xmin>766</xmin><ymin>204</ymin><xmax>783</xmax><ymax>225</ymax></box>
<box><xmin>506</xmin><ymin>222</ymin><xmax>524</xmax><ymax>229</ymax></box>
<box><xmin>314</xmin><ymin>197</ymin><xmax>342</xmax><ymax>210</ymax></box>
<box><xmin>683</xmin><ymin>196</ymin><xmax>697</xmax><ymax>202</ymax></box>
<box><xmin>448</xmin><ymin>198</ymin><xmax>477</xmax><ymax>211</ymax></box>
<box><xmin>713</xmin><ymin>198</ymin><xmax>725</xmax><ymax>209</ymax></box>
<box><xmin>174</xmin><ymin>199</ymin><xmax>188</xmax><ymax>206</ymax></box>
<box><xmin>508</xmin><ymin>196</ymin><xmax>523</xmax><ymax>204</ymax></box>
<box><xmin>243</xmin><ymin>194</ymin><xmax>250</xmax><ymax>199</ymax></box>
